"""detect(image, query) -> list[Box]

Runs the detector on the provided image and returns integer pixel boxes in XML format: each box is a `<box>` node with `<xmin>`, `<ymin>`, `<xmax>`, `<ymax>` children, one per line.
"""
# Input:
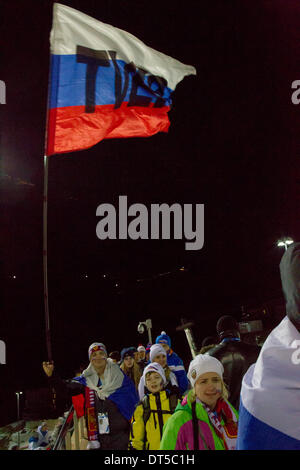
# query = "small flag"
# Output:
<box><xmin>46</xmin><ymin>3</ymin><xmax>196</xmax><ymax>155</ymax></box>
<box><xmin>237</xmin><ymin>316</ymin><xmax>300</xmax><ymax>450</ymax></box>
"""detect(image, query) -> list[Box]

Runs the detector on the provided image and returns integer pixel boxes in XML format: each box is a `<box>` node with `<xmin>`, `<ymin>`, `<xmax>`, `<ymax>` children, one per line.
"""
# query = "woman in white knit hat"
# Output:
<box><xmin>160</xmin><ymin>354</ymin><xmax>238</xmax><ymax>450</ymax></box>
<box><xmin>137</xmin><ymin>344</ymin><xmax>179</xmax><ymax>400</ymax></box>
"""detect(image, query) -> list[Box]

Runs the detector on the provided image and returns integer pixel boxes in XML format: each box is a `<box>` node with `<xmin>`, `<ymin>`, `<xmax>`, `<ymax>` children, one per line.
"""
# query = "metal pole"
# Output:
<box><xmin>176</xmin><ymin>319</ymin><xmax>199</xmax><ymax>359</ymax></box>
<box><xmin>73</xmin><ymin>412</ymin><xmax>80</xmax><ymax>450</ymax></box>
<box><xmin>183</xmin><ymin>328</ymin><xmax>197</xmax><ymax>359</ymax></box>
<box><xmin>146</xmin><ymin>319</ymin><xmax>152</xmax><ymax>344</ymax></box>
<box><xmin>43</xmin><ymin>155</ymin><xmax>52</xmax><ymax>361</ymax></box>
<box><xmin>16</xmin><ymin>392</ymin><xmax>21</xmax><ymax>449</ymax></box>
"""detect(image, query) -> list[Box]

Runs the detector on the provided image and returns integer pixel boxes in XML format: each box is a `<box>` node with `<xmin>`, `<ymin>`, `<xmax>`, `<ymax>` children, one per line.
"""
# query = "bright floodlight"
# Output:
<box><xmin>277</xmin><ymin>237</ymin><xmax>294</xmax><ymax>250</ymax></box>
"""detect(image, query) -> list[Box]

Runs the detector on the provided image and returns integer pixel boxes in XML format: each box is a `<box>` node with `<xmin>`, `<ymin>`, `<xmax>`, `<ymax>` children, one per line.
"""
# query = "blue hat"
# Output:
<box><xmin>121</xmin><ymin>347</ymin><xmax>135</xmax><ymax>361</ymax></box>
<box><xmin>155</xmin><ymin>331</ymin><xmax>171</xmax><ymax>348</ymax></box>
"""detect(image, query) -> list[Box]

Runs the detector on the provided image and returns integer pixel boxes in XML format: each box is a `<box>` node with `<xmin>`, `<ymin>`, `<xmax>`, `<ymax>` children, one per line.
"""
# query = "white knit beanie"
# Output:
<box><xmin>150</xmin><ymin>343</ymin><xmax>166</xmax><ymax>362</ymax></box>
<box><xmin>143</xmin><ymin>362</ymin><xmax>167</xmax><ymax>387</ymax></box>
<box><xmin>188</xmin><ymin>354</ymin><xmax>224</xmax><ymax>387</ymax></box>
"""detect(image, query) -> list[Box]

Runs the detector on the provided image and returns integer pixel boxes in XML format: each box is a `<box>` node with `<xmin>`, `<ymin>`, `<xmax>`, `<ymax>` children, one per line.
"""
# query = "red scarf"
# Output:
<box><xmin>85</xmin><ymin>387</ymin><xmax>99</xmax><ymax>442</ymax></box>
<box><xmin>202</xmin><ymin>398</ymin><xmax>238</xmax><ymax>450</ymax></box>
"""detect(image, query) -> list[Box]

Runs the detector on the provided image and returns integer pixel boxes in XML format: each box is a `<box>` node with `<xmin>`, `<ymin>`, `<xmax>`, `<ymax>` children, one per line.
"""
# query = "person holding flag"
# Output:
<box><xmin>42</xmin><ymin>3</ymin><xmax>196</xmax><ymax>365</ymax></box>
<box><xmin>43</xmin><ymin>342</ymin><xmax>139</xmax><ymax>450</ymax></box>
<box><xmin>237</xmin><ymin>242</ymin><xmax>300</xmax><ymax>450</ymax></box>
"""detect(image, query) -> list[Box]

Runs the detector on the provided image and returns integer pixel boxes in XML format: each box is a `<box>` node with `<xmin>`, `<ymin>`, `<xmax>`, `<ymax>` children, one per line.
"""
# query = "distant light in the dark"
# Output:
<box><xmin>277</xmin><ymin>237</ymin><xmax>294</xmax><ymax>251</ymax></box>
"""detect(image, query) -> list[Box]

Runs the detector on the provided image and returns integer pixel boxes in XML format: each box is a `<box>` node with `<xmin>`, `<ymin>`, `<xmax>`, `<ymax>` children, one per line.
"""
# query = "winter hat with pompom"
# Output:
<box><xmin>155</xmin><ymin>331</ymin><xmax>171</xmax><ymax>347</ymax></box>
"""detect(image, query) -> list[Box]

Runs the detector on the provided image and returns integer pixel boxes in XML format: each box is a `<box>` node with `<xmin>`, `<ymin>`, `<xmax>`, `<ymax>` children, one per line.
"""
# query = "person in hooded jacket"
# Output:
<box><xmin>237</xmin><ymin>242</ymin><xmax>300</xmax><ymax>450</ymax></box>
<box><xmin>129</xmin><ymin>363</ymin><xmax>181</xmax><ymax>450</ymax></box>
<box><xmin>155</xmin><ymin>331</ymin><xmax>189</xmax><ymax>395</ymax></box>
<box><xmin>43</xmin><ymin>342</ymin><xmax>139</xmax><ymax>450</ymax></box>
<box><xmin>160</xmin><ymin>354</ymin><xmax>238</xmax><ymax>450</ymax></box>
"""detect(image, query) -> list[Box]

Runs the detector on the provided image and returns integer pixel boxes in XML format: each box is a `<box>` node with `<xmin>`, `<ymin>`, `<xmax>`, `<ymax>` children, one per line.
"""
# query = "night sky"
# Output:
<box><xmin>1</xmin><ymin>0</ymin><xmax>300</xmax><ymax>425</ymax></box>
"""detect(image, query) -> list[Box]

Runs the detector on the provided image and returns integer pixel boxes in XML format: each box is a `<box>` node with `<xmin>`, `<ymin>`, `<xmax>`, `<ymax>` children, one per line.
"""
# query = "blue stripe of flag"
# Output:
<box><xmin>237</xmin><ymin>398</ymin><xmax>300</xmax><ymax>450</ymax></box>
<box><xmin>48</xmin><ymin>54</ymin><xmax>173</xmax><ymax>109</ymax></box>
<box><xmin>109</xmin><ymin>373</ymin><xmax>139</xmax><ymax>421</ymax></box>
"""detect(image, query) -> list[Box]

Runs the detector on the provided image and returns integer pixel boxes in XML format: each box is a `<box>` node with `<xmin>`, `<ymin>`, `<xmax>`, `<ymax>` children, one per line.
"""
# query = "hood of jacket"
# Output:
<box><xmin>174</xmin><ymin>390</ymin><xmax>211</xmax><ymax>424</ymax></box>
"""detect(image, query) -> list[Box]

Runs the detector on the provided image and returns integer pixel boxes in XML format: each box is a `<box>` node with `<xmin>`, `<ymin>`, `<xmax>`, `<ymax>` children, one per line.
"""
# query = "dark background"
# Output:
<box><xmin>1</xmin><ymin>0</ymin><xmax>300</xmax><ymax>425</ymax></box>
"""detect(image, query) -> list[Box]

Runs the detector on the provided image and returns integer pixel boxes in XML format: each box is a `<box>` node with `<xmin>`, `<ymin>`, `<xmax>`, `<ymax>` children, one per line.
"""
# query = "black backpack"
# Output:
<box><xmin>129</xmin><ymin>390</ymin><xmax>180</xmax><ymax>450</ymax></box>
<box><xmin>142</xmin><ymin>391</ymin><xmax>179</xmax><ymax>425</ymax></box>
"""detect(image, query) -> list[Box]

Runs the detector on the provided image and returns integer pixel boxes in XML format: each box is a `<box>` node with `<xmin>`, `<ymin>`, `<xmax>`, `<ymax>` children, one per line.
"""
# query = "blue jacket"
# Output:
<box><xmin>167</xmin><ymin>350</ymin><xmax>188</xmax><ymax>395</ymax></box>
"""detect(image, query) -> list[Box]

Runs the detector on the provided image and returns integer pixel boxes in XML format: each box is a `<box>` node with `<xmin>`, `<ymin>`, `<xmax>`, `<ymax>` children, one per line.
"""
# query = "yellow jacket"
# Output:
<box><xmin>129</xmin><ymin>390</ymin><xmax>179</xmax><ymax>450</ymax></box>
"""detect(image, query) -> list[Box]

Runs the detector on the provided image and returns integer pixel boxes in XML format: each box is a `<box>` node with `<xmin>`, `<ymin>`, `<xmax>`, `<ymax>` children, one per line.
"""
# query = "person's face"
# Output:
<box><xmin>124</xmin><ymin>356</ymin><xmax>134</xmax><ymax>368</ymax></box>
<box><xmin>194</xmin><ymin>372</ymin><xmax>222</xmax><ymax>410</ymax></box>
<box><xmin>139</xmin><ymin>350</ymin><xmax>146</xmax><ymax>360</ymax></box>
<box><xmin>153</xmin><ymin>353</ymin><xmax>167</xmax><ymax>368</ymax></box>
<box><xmin>160</xmin><ymin>343</ymin><xmax>170</xmax><ymax>353</ymax></box>
<box><xmin>133</xmin><ymin>351</ymin><xmax>139</xmax><ymax>362</ymax></box>
<box><xmin>145</xmin><ymin>372</ymin><xmax>163</xmax><ymax>393</ymax></box>
<box><xmin>90</xmin><ymin>350</ymin><xmax>107</xmax><ymax>368</ymax></box>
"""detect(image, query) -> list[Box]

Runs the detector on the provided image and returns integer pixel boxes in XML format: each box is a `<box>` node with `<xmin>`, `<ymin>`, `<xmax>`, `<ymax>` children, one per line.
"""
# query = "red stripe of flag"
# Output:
<box><xmin>46</xmin><ymin>103</ymin><xmax>171</xmax><ymax>155</ymax></box>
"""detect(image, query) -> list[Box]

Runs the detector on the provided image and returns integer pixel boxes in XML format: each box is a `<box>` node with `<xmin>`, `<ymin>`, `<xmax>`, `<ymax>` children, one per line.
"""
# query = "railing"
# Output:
<box><xmin>52</xmin><ymin>405</ymin><xmax>87</xmax><ymax>450</ymax></box>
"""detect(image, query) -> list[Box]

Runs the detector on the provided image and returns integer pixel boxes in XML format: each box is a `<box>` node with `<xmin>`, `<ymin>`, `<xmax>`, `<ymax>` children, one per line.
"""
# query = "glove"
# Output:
<box><xmin>86</xmin><ymin>440</ymin><xmax>100</xmax><ymax>450</ymax></box>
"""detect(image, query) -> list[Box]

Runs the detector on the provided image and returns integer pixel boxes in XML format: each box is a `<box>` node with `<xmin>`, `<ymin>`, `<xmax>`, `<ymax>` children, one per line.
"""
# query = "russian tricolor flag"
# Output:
<box><xmin>46</xmin><ymin>3</ymin><xmax>196</xmax><ymax>155</ymax></box>
<box><xmin>237</xmin><ymin>316</ymin><xmax>300</xmax><ymax>450</ymax></box>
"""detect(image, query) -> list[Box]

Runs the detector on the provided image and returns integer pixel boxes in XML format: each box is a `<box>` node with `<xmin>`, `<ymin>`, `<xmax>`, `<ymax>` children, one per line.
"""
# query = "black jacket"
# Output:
<box><xmin>207</xmin><ymin>339</ymin><xmax>261</xmax><ymax>410</ymax></box>
<box><xmin>280</xmin><ymin>242</ymin><xmax>300</xmax><ymax>329</ymax></box>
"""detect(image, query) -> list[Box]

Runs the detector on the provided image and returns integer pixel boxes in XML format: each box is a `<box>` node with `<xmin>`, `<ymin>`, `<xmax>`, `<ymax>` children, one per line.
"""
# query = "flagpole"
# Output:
<box><xmin>43</xmin><ymin>153</ymin><xmax>52</xmax><ymax>361</ymax></box>
<box><xmin>43</xmin><ymin>27</ymin><xmax>53</xmax><ymax>361</ymax></box>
